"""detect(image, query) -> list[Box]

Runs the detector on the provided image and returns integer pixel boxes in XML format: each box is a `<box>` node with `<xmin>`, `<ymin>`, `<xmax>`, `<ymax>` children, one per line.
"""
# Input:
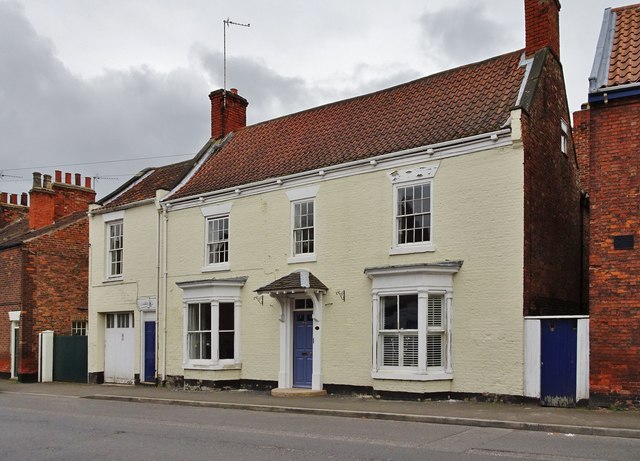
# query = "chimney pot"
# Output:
<box><xmin>55</xmin><ymin>170</ymin><xmax>62</xmax><ymax>183</ymax></box>
<box><xmin>9</xmin><ymin>194</ymin><xmax>17</xmax><ymax>205</ymax></box>
<box><xmin>32</xmin><ymin>172</ymin><xmax>42</xmax><ymax>189</ymax></box>
<box><xmin>20</xmin><ymin>192</ymin><xmax>28</xmax><ymax>206</ymax></box>
<box><xmin>43</xmin><ymin>174</ymin><xmax>52</xmax><ymax>189</ymax></box>
<box><xmin>85</xmin><ymin>177</ymin><xmax>92</xmax><ymax>189</ymax></box>
<box><xmin>75</xmin><ymin>173</ymin><xmax>81</xmax><ymax>186</ymax></box>
<box><xmin>65</xmin><ymin>172</ymin><xmax>72</xmax><ymax>184</ymax></box>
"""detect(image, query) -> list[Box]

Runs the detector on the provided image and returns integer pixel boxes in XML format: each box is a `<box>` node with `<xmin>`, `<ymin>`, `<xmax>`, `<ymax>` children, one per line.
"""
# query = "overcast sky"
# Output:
<box><xmin>0</xmin><ymin>0</ymin><xmax>631</xmax><ymax>199</ymax></box>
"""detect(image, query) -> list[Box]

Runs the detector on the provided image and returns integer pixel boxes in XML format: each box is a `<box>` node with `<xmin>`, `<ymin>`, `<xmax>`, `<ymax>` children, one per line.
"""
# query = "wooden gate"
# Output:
<box><xmin>53</xmin><ymin>335</ymin><xmax>88</xmax><ymax>383</ymax></box>
<box><xmin>540</xmin><ymin>318</ymin><xmax>577</xmax><ymax>407</ymax></box>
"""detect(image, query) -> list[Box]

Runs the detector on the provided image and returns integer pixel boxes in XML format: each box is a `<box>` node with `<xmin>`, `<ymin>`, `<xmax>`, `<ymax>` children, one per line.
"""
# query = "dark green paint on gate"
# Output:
<box><xmin>53</xmin><ymin>335</ymin><xmax>88</xmax><ymax>383</ymax></box>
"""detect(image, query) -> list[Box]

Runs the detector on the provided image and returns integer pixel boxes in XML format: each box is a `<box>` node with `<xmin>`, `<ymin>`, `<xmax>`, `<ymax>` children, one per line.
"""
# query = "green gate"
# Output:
<box><xmin>53</xmin><ymin>335</ymin><xmax>88</xmax><ymax>383</ymax></box>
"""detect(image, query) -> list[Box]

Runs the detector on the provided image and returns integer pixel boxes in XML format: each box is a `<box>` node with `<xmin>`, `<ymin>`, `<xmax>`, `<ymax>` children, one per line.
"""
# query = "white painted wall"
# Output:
<box><xmin>162</xmin><ymin>142</ymin><xmax>526</xmax><ymax>395</ymax></box>
<box><xmin>88</xmin><ymin>200</ymin><xmax>162</xmax><ymax>378</ymax></box>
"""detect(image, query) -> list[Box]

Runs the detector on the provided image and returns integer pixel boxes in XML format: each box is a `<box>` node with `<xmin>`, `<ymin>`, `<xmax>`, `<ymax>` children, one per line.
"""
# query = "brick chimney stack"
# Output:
<box><xmin>29</xmin><ymin>172</ymin><xmax>56</xmax><ymax>229</ymax></box>
<box><xmin>28</xmin><ymin>170</ymin><xmax>96</xmax><ymax>230</ymax></box>
<box><xmin>0</xmin><ymin>192</ymin><xmax>29</xmax><ymax>228</ymax></box>
<box><xmin>209</xmin><ymin>88</ymin><xmax>248</xmax><ymax>140</ymax></box>
<box><xmin>52</xmin><ymin>170</ymin><xmax>96</xmax><ymax>219</ymax></box>
<box><xmin>525</xmin><ymin>0</ymin><xmax>561</xmax><ymax>59</ymax></box>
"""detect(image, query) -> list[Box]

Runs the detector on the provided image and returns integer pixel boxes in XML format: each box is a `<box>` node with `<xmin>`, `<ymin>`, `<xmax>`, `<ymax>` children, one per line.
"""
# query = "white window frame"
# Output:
<box><xmin>390</xmin><ymin>179</ymin><xmax>435</xmax><ymax>255</ymax></box>
<box><xmin>286</xmin><ymin>186</ymin><xmax>318</xmax><ymax>264</ymax></box>
<box><xmin>560</xmin><ymin>119</ymin><xmax>569</xmax><ymax>156</ymax></box>
<box><xmin>177</xmin><ymin>278</ymin><xmax>244</xmax><ymax>370</ymax></box>
<box><xmin>201</xmin><ymin>203</ymin><xmax>232</xmax><ymax>272</ymax></box>
<box><xmin>106</xmin><ymin>219</ymin><xmax>124</xmax><ymax>279</ymax></box>
<box><xmin>366</xmin><ymin>264</ymin><xmax>458</xmax><ymax>381</ymax></box>
<box><xmin>71</xmin><ymin>320</ymin><xmax>87</xmax><ymax>336</ymax></box>
<box><xmin>292</xmin><ymin>199</ymin><xmax>315</xmax><ymax>256</ymax></box>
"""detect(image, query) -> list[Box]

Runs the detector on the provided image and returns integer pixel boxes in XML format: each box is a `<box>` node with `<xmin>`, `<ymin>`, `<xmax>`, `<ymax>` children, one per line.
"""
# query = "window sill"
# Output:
<box><xmin>372</xmin><ymin>370</ymin><xmax>453</xmax><ymax>381</ymax></box>
<box><xmin>288</xmin><ymin>254</ymin><xmax>317</xmax><ymax>264</ymax></box>
<box><xmin>201</xmin><ymin>262</ymin><xmax>230</xmax><ymax>273</ymax></box>
<box><xmin>183</xmin><ymin>362</ymin><xmax>241</xmax><ymax>371</ymax></box>
<box><xmin>389</xmin><ymin>244</ymin><xmax>436</xmax><ymax>255</ymax></box>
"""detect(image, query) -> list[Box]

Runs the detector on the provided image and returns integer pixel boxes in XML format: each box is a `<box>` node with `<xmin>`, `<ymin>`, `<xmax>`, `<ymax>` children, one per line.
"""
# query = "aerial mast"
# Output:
<box><xmin>223</xmin><ymin>18</ymin><xmax>250</xmax><ymax>106</ymax></box>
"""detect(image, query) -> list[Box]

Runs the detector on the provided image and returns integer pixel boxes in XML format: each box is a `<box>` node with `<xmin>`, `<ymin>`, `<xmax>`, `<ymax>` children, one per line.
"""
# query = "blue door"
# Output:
<box><xmin>293</xmin><ymin>312</ymin><xmax>313</xmax><ymax>388</ymax></box>
<box><xmin>144</xmin><ymin>321</ymin><xmax>156</xmax><ymax>383</ymax></box>
<box><xmin>540</xmin><ymin>318</ymin><xmax>577</xmax><ymax>407</ymax></box>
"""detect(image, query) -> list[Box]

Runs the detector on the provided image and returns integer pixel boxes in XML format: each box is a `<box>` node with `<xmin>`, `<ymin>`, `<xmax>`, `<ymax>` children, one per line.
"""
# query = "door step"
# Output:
<box><xmin>271</xmin><ymin>388</ymin><xmax>327</xmax><ymax>397</ymax></box>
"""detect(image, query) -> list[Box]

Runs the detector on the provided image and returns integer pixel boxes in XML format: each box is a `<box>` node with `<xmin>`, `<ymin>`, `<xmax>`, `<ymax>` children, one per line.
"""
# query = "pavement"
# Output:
<box><xmin>1</xmin><ymin>379</ymin><xmax>639</xmax><ymax>439</ymax></box>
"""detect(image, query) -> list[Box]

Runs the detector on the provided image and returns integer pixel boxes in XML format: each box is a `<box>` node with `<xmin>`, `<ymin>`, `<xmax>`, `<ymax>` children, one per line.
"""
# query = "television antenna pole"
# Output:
<box><xmin>223</xmin><ymin>18</ymin><xmax>250</xmax><ymax>105</ymax></box>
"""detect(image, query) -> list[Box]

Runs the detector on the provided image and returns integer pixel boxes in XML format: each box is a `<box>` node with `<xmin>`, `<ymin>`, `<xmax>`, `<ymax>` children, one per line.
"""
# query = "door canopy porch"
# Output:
<box><xmin>255</xmin><ymin>270</ymin><xmax>328</xmax><ymax>296</ymax></box>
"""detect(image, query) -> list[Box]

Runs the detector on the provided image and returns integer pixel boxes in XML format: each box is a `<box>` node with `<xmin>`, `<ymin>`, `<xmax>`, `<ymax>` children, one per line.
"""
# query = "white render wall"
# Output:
<box><xmin>88</xmin><ymin>201</ymin><xmax>161</xmax><ymax>376</ymax></box>
<box><xmin>163</xmin><ymin>143</ymin><xmax>526</xmax><ymax>395</ymax></box>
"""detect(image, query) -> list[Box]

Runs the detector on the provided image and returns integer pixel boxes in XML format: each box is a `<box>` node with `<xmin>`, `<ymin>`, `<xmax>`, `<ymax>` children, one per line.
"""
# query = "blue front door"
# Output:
<box><xmin>144</xmin><ymin>321</ymin><xmax>156</xmax><ymax>383</ymax></box>
<box><xmin>293</xmin><ymin>311</ymin><xmax>313</xmax><ymax>388</ymax></box>
<box><xmin>540</xmin><ymin>318</ymin><xmax>577</xmax><ymax>407</ymax></box>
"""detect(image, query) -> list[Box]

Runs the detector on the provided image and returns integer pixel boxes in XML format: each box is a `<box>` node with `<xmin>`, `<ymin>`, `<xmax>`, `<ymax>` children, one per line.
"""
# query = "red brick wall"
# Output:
<box><xmin>52</xmin><ymin>182</ymin><xmax>96</xmax><ymax>220</ymax></box>
<box><xmin>0</xmin><ymin>204</ymin><xmax>28</xmax><ymax>228</ymax></box>
<box><xmin>521</xmin><ymin>51</ymin><xmax>583</xmax><ymax>316</ymax></box>
<box><xmin>18</xmin><ymin>218</ymin><xmax>90</xmax><ymax>376</ymax></box>
<box><xmin>28</xmin><ymin>188</ymin><xmax>56</xmax><ymax>230</ymax></box>
<box><xmin>0</xmin><ymin>246</ymin><xmax>23</xmax><ymax>374</ymax></box>
<box><xmin>576</xmin><ymin>96</ymin><xmax>640</xmax><ymax>405</ymax></box>
<box><xmin>209</xmin><ymin>89</ymin><xmax>248</xmax><ymax>140</ymax></box>
<box><xmin>525</xmin><ymin>0</ymin><xmax>561</xmax><ymax>59</ymax></box>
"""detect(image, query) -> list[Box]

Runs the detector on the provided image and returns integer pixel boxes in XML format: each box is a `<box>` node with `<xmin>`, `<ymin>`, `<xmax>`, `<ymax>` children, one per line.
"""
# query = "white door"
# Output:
<box><xmin>104</xmin><ymin>313</ymin><xmax>134</xmax><ymax>384</ymax></box>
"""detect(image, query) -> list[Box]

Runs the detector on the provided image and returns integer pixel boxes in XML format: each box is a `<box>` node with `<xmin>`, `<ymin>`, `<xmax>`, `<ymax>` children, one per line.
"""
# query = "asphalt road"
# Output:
<box><xmin>1</xmin><ymin>392</ymin><xmax>639</xmax><ymax>461</ymax></box>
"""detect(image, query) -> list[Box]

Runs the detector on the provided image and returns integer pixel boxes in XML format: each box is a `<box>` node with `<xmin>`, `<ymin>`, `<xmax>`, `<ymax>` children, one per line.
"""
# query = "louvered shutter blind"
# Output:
<box><xmin>403</xmin><ymin>334</ymin><xmax>419</xmax><ymax>366</ymax></box>
<box><xmin>427</xmin><ymin>334</ymin><xmax>443</xmax><ymax>367</ymax></box>
<box><xmin>428</xmin><ymin>295</ymin><xmax>443</xmax><ymax>327</ymax></box>
<box><xmin>383</xmin><ymin>335</ymin><xmax>399</xmax><ymax>366</ymax></box>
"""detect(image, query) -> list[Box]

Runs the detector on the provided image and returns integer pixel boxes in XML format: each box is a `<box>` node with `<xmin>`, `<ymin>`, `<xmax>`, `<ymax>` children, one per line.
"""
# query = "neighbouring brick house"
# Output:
<box><xmin>0</xmin><ymin>171</ymin><xmax>95</xmax><ymax>382</ymax></box>
<box><xmin>88</xmin><ymin>0</ymin><xmax>585</xmax><ymax>405</ymax></box>
<box><xmin>574</xmin><ymin>3</ymin><xmax>640</xmax><ymax>406</ymax></box>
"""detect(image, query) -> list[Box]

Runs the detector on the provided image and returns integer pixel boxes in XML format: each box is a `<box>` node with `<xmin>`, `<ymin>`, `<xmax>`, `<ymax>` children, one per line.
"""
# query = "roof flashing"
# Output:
<box><xmin>589</xmin><ymin>8</ymin><xmax>617</xmax><ymax>93</ymax></box>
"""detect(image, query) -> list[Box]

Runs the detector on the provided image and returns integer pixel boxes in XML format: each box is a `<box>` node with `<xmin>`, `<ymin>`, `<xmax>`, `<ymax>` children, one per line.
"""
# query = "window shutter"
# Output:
<box><xmin>428</xmin><ymin>295</ymin><xmax>443</xmax><ymax>327</ymax></box>
<box><xmin>427</xmin><ymin>334</ymin><xmax>443</xmax><ymax>367</ymax></box>
<box><xmin>383</xmin><ymin>335</ymin><xmax>399</xmax><ymax>366</ymax></box>
<box><xmin>403</xmin><ymin>334</ymin><xmax>418</xmax><ymax>366</ymax></box>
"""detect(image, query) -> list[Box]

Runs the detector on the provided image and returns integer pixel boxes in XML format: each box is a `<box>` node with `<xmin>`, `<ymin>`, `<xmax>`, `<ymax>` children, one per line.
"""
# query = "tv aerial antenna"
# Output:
<box><xmin>223</xmin><ymin>18</ymin><xmax>250</xmax><ymax>105</ymax></box>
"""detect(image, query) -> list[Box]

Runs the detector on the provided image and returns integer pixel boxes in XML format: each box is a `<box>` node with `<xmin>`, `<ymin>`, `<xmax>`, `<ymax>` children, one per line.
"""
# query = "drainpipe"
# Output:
<box><xmin>155</xmin><ymin>204</ymin><xmax>161</xmax><ymax>385</ymax></box>
<box><xmin>160</xmin><ymin>203</ymin><xmax>169</xmax><ymax>385</ymax></box>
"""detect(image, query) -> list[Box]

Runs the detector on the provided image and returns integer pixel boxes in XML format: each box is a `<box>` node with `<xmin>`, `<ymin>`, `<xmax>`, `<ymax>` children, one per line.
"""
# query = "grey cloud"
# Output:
<box><xmin>0</xmin><ymin>2</ymin><xmax>209</xmax><ymax>197</ymax></box>
<box><xmin>419</xmin><ymin>4</ymin><xmax>517</xmax><ymax>66</ymax></box>
<box><xmin>194</xmin><ymin>45</ymin><xmax>315</xmax><ymax>123</ymax></box>
<box><xmin>194</xmin><ymin>45</ymin><xmax>422</xmax><ymax>123</ymax></box>
<box><xmin>0</xmin><ymin>2</ymin><xmax>423</xmax><ymax>198</ymax></box>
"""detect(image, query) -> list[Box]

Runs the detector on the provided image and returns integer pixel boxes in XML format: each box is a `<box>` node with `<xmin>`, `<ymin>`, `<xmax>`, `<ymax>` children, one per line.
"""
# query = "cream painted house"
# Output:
<box><xmin>88</xmin><ymin>160</ymin><xmax>196</xmax><ymax>384</ymax></box>
<box><xmin>88</xmin><ymin>0</ymin><xmax>587</xmax><ymax>404</ymax></box>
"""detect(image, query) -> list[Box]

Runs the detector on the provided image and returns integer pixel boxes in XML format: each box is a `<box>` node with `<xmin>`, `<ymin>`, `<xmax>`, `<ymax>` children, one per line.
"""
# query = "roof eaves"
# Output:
<box><xmin>89</xmin><ymin>197</ymin><xmax>156</xmax><ymax>215</ymax></box>
<box><xmin>589</xmin><ymin>7</ymin><xmax>617</xmax><ymax>93</ymax></box>
<box><xmin>162</xmin><ymin>136</ymin><xmax>229</xmax><ymax>202</ymax></box>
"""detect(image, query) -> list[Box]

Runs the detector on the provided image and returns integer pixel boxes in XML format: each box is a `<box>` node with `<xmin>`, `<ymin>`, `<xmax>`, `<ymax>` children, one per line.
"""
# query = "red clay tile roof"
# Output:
<box><xmin>609</xmin><ymin>4</ymin><xmax>640</xmax><ymax>87</ymax></box>
<box><xmin>172</xmin><ymin>50</ymin><xmax>526</xmax><ymax>200</ymax></box>
<box><xmin>0</xmin><ymin>211</ymin><xmax>86</xmax><ymax>250</ymax></box>
<box><xmin>101</xmin><ymin>159</ymin><xmax>194</xmax><ymax>208</ymax></box>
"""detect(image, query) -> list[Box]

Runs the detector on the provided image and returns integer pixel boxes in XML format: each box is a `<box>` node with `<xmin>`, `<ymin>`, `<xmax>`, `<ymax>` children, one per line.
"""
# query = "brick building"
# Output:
<box><xmin>574</xmin><ymin>3</ymin><xmax>640</xmax><ymax>406</ymax></box>
<box><xmin>0</xmin><ymin>171</ymin><xmax>95</xmax><ymax>382</ymax></box>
